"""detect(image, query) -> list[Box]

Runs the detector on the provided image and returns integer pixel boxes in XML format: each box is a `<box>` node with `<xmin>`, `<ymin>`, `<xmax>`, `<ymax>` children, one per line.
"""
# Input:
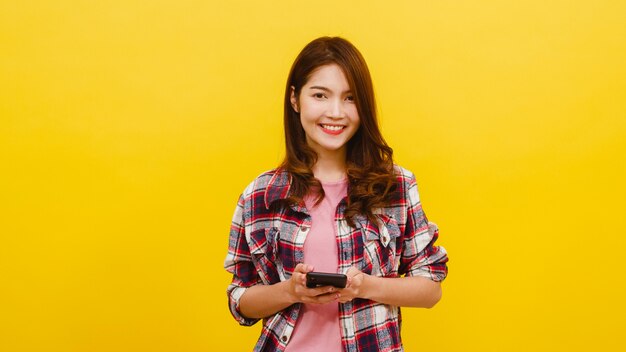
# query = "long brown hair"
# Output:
<box><xmin>279</xmin><ymin>36</ymin><xmax>397</xmax><ymax>227</ymax></box>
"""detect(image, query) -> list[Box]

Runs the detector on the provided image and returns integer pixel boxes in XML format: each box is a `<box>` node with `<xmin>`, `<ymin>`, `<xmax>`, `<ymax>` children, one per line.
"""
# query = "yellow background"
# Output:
<box><xmin>2</xmin><ymin>0</ymin><xmax>625</xmax><ymax>351</ymax></box>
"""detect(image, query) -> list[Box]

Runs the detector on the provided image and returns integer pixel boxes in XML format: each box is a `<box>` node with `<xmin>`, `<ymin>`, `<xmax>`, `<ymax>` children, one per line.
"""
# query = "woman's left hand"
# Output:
<box><xmin>336</xmin><ymin>266</ymin><xmax>368</xmax><ymax>303</ymax></box>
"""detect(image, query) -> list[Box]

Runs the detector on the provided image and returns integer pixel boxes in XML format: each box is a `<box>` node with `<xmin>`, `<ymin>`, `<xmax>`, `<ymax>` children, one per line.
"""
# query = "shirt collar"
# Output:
<box><xmin>264</xmin><ymin>169</ymin><xmax>292</xmax><ymax>209</ymax></box>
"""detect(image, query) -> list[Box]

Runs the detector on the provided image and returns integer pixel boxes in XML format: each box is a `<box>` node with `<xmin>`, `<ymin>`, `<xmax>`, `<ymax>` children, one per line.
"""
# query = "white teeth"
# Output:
<box><xmin>322</xmin><ymin>125</ymin><xmax>344</xmax><ymax>131</ymax></box>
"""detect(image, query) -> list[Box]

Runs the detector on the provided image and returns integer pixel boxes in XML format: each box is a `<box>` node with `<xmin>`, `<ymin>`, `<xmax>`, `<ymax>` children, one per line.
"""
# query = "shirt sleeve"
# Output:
<box><xmin>224</xmin><ymin>193</ymin><xmax>262</xmax><ymax>326</ymax></box>
<box><xmin>398</xmin><ymin>172</ymin><xmax>449</xmax><ymax>281</ymax></box>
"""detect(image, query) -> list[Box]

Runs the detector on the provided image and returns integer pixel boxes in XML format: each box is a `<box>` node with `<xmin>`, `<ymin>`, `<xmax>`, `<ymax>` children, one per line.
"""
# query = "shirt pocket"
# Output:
<box><xmin>249</xmin><ymin>227</ymin><xmax>281</xmax><ymax>284</ymax></box>
<box><xmin>362</xmin><ymin>215</ymin><xmax>401</xmax><ymax>277</ymax></box>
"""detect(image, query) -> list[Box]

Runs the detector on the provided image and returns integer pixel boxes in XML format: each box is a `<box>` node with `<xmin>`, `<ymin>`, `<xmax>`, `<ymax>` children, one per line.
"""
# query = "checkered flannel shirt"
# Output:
<box><xmin>224</xmin><ymin>165</ymin><xmax>448</xmax><ymax>352</ymax></box>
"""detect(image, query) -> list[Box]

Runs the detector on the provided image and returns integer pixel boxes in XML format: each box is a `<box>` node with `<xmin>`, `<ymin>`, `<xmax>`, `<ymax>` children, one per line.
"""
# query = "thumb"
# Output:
<box><xmin>345</xmin><ymin>265</ymin><xmax>360</xmax><ymax>277</ymax></box>
<box><xmin>294</xmin><ymin>263</ymin><xmax>314</xmax><ymax>273</ymax></box>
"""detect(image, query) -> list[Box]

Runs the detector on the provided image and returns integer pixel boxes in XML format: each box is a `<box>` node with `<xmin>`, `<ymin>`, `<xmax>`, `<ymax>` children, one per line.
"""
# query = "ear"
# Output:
<box><xmin>289</xmin><ymin>86</ymin><xmax>299</xmax><ymax>113</ymax></box>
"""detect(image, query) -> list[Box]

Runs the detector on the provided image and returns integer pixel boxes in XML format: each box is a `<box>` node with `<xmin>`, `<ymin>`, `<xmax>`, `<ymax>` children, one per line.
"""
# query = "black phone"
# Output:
<box><xmin>306</xmin><ymin>272</ymin><xmax>347</xmax><ymax>288</ymax></box>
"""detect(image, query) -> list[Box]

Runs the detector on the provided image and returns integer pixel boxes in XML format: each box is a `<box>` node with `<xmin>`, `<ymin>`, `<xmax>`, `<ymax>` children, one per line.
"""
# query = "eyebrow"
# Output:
<box><xmin>308</xmin><ymin>86</ymin><xmax>352</xmax><ymax>94</ymax></box>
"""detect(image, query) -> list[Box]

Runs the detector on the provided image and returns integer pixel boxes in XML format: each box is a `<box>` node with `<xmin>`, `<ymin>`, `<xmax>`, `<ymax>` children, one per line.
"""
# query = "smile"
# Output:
<box><xmin>319</xmin><ymin>124</ymin><xmax>346</xmax><ymax>135</ymax></box>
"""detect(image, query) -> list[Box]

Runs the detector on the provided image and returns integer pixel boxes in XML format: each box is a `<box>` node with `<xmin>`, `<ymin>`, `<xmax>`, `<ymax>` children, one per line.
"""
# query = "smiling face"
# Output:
<box><xmin>290</xmin><ymin>64</ymin><xmax>360</xmax><ymax>159</ymax></box>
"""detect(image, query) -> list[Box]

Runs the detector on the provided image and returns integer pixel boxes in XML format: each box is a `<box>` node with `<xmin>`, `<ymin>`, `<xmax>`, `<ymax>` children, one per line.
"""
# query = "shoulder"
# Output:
<box><xmin>239</xmin><ymin>168</ymin><xmax>291</xmax><ymax>209</ymax></box>
<box><xmin>392</xmin><ymin>164</ymin><xmax>418</xmax><ymax>188</ymax></box>
<box><xmin>391</xmin><ymin>164</ymin><xmax>422</xmax><ymax>204</ymax></box>
<box><xmin>391</xmin><ymin>164</ymin><xmax>423</xmax><ymax>210</ymax></box>
<box><xmin>240</xmin><ymin>168</ymin><xmax>281</xmax><ymax>196</ymax></box>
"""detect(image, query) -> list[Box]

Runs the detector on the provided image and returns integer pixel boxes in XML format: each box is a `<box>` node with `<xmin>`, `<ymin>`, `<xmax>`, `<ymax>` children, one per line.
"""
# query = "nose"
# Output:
<box><xmin>328</xmin><ymin>98</ymin><xmax>347</xmax><ymax>118</ymax></box>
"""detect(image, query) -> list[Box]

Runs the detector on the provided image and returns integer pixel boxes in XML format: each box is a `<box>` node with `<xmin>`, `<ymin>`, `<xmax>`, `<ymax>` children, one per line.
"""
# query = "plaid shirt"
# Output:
<box><xmin>224</xmin><ymin>165</ymin><xmax>448</xmax><ymax>352</ymax></box>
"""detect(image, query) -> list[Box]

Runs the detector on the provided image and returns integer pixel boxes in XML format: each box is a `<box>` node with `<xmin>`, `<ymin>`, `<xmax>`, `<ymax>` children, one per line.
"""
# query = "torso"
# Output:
<box><xmin>284</xmin><ymin>178</ymin><xmax>347</xmax><ymax>352</ymax></box>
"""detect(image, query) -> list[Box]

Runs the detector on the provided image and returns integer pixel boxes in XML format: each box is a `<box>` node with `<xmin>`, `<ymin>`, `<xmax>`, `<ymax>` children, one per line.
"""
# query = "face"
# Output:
<box><xmin>290</xmin><ymin>64</ymin><xmax>360</xmax><ymax>158</ymax></box>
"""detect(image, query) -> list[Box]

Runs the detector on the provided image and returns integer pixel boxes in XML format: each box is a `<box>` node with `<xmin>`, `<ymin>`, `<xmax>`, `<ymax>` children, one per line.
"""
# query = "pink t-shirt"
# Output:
<box><xmin>284</xmin><ymin>178</ymin><xmax>348</xmax><ymax>352</ymax></box>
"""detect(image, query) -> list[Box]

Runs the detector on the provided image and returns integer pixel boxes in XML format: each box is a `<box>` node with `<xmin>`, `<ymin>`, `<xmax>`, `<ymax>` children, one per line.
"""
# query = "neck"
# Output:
<box><xmin>312</xmin><ymin>148</ymin><xmax>347</xmax><ymax>182</ymax></box>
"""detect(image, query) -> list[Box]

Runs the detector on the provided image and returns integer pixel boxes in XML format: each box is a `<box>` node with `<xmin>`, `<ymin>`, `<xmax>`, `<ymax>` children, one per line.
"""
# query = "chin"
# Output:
<box><xmin>318</xmin><ymin>141</ymin><xmax>347</xmax><ymax>151</ymax></box>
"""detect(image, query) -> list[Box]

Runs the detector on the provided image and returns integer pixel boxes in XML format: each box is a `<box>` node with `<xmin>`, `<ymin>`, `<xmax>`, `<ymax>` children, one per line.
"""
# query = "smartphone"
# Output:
<box><xmin>306</xmin><ymin>272</ymin><xmax>347</xmax><ymax>288</ymax></box>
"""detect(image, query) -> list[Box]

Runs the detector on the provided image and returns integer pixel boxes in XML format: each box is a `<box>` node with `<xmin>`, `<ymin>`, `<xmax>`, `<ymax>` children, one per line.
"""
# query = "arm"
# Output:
<box><xmin>337</xmin><ymin>170</ymin><xmax>448</xmax><ymax>308</ymax></box>
<box><xmin>239</xmin><ymin>263</ymin><xmax>340</xmax><ymax>319</ymax></box>
<box><xmin>225</xmin><ymin>189</ymin><xmax>339</xmax><ymax>323</ymax></box>
<box><xmin>363</xmin><ymin>275</ymin><xmax>442</xmax><ymax>308</ymax></box>
<box><xmin>238</xmin><ymin>280</ymin><xmax>294</xmax><ymax>319</ymax></box>
<box><xmin>337</xmin><ymin>267</ymin><xmax>442</xmax><ymax>308</ymax></box>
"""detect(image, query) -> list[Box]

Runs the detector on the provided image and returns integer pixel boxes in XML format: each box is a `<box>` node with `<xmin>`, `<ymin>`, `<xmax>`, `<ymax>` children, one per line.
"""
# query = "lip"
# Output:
<box><xmin>319</xmin><ymin>124</ymin><xmax>346</xmax><ymax>136</ymax></box>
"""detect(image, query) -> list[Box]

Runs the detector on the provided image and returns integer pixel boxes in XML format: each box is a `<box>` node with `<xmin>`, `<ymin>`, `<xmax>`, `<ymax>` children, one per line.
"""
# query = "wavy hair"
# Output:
<box><xmin>278</xmin><ymin>36</ymin><xmax>397</xmax><ymax>227</ymax></box>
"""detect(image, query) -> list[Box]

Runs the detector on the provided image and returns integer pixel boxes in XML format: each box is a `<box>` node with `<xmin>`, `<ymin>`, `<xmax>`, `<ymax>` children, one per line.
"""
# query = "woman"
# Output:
<box><xmin>224</xmin><ymin>36</ymin><xmax>448</xmax><ymax>352</ymax></box>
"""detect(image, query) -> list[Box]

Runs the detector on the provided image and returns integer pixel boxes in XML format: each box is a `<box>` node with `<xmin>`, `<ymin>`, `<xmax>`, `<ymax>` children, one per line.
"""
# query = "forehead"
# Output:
<box><xmin>304</xmin><ymin>64</ymin><xmax>350</xmax><ymax>89</ymax></box>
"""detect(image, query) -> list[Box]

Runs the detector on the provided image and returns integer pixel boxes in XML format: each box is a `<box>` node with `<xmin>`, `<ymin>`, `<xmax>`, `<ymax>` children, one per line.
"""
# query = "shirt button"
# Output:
<box><xmin>281</xmin><ymin>335</ymin><xmax>289</xmax><ymax>343</ymax></box>
<box><xmin>300</xmin><ymin>225</ymin><xmax>309</xmax><ymax>232</ymax></box>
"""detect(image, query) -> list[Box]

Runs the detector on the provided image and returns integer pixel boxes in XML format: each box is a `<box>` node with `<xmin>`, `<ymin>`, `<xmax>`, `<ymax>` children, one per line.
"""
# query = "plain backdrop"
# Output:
<box><xmin>1</xmin><ymin>1</ymin><xmax>625</xmax><ymax>351</ymax></box>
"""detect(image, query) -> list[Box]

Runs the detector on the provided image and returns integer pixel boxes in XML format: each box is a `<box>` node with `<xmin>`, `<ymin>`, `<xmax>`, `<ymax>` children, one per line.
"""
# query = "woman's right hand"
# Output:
<box><xmin>288</xmin><ymin>263</ymin><xmax>339</xmax><ymax>304</ymax></box>
<box><xmin>239</xmin><ymin>263</ymin><xmax>339</xmax><ymax>319</ymax></box>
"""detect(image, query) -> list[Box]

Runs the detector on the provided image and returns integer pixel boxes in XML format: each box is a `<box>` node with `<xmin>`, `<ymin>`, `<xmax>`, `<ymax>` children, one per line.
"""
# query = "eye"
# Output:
<box><xmin>313</xmin><ymin>93</ymin><xmax>326</xmax><ymax>99</ymax></box>
<box><xmin>345</xmin><ymin>95</ymin><xmax>355</xmax><ymax>102</ymax></box>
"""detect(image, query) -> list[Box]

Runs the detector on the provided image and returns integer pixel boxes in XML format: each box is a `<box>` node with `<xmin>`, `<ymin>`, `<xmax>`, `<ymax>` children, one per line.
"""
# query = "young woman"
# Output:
<box><xmin>224</xmin><ymin>36</ymin><xmax>448</xmax><ymax>352</ymax></box>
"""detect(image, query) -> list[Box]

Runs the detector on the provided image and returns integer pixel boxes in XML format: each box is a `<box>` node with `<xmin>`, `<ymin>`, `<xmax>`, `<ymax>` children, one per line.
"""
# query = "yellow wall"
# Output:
<box><xmin>1</xmin><ymin>1</ymin><xmax>625</xmax><ymax>351</ymax></box>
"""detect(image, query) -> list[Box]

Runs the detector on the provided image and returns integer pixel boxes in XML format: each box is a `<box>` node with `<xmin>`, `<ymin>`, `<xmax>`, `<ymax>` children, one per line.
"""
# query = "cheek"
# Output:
<box><xmin>300</xmin><ymin>111</ymin><xmax>318</xmax><ymax>126</ymax></box>
<box><xmin>299</xmin><ymin>111</ymin><xmax>319</xmax><ymax>132</ymax></box>
<box><xmin>351</xmin><ymin>114</ymin><xmax>360</xmax><ymax>128</ymax></box>
<box><xmin>298</xmin><ymin>101</ymin><xmax>314</xmax><ymax>119</ymax></box>
<box><xmin>349</xmin><ymin>106</ymin><xmax>360</xmax><ymax>122</ymax></box>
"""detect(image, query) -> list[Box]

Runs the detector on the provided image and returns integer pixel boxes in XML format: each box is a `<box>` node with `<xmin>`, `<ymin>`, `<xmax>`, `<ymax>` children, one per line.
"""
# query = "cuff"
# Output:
<box><xmin>227</xmin><ymin>285</ymin><xmax>260</xmax><ymax>326</ymax></box>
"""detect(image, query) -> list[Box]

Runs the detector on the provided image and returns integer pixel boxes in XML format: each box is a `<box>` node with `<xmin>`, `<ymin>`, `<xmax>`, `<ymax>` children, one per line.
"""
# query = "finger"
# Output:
<box><xmin>337</xmin><ymin>296</ymin><xmax>351</xmax><ymax>304</ymax></box>
<box><xmin>302</xmin><ymin>285</ymin><xmax>336</xmax><ymax>297</ymax></box>
<box><xmin>291</xmin><ymin>272</ymin><xmax>305</xmax><ymax>286</ymax></box>
<box><xmin>294</xmin><ymin>263</ymin><xmax>309</xmax><ymax>273</ymax></box>
<box><xmin>336</xmin><ymin>291</ymin><xmax>356</xmax><ymax>303</ymax></box>
<box><xmin>294</xmin><ymin>264</ymin><xmax>314</xmax><ymax>286</ymax></box>
<box><xmin>314</xmin><ymin>285</ymin><xmax>337</xmax><ymax>296</ymax></box>
<box><xmin>345</xmin><ymin>276</ymin><xmax>352</xmax><ymax>288</ymax></box>
<box><xmin>307</xmin><ymin>292</ymin><xmax>340</xmax><ymax>304</ymax></box>
<box><xmin>345</xmin><ymin>265</ymin><xmax>360</xmax><ymax>277</ymax></box>
<box><xmin>296</xmin><ymin>281</ymin><xmax>335</xmax><ymax>294</ymax></box>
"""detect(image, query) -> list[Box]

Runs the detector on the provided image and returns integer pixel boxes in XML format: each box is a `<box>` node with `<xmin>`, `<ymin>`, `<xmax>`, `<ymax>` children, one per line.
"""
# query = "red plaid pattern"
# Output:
<box><xmin>224</xmin><ymin>165</ymin><xmax>448</xmax><ymax>352</ymax></box>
